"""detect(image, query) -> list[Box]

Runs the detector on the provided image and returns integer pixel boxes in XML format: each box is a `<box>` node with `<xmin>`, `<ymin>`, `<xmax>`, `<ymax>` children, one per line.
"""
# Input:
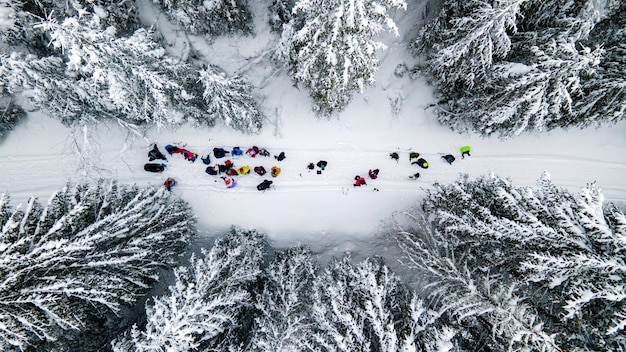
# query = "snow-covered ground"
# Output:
<box><xmin>1</xmin><ymin>0</ymin><xmax>625</xmax><ymax>260</ymax></box>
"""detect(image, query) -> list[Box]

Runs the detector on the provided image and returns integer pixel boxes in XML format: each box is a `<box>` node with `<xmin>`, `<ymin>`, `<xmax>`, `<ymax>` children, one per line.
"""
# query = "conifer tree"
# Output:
<box><xmin>415</xmin><ymin>0</ymin><xmax>624</xmax><ymax>137</ymax></box>
<box><xmin>0</xmin><ymin>98</ymin><xmax>24</xmax><ymax>137</ymax></box>
<box><xmin>250</xmin><ymin>246</ymin><xmax>317</xmax><ymax>351</ymax></box>
<box><xmin>155</xmin><ymin>0</ymin><xmax>253</xmax><ymax>36</ymax></box>
<box><xmin>310</xmin><ymin>256</ymin><xmax>454</xmax><ymax>351</ymax></box>
<box><xmin>278</xmin><ymin>0</ymin><xmax>406</xmax><ymax>116</ymax></box>
<box><xmin>32</xmin><ymin>15</ymin><xmax>207</xmax><ymax>127</ymax></box>
<box><xmin>0</xmin><ymin>180</ymin><xmax>195</xmax><ymax>351</ymax></box>
<box><xmin>268</xmin><ymin>0</ymin><xmax>295</xmax><ymax>32</ymax></box>
<box><xmin>395</xmin><ymin>173</ymin><xmax>626</xmax><ymax>351</ymax></box>
<box><xmin>198</xmin><ymin>65</ymin><xmax>264</xmax><ymax>133</ymax></box>
<box><xmin>112</xmin><ymin>227</ymin><xmax>266</xmax><ymax>352</ymax></box>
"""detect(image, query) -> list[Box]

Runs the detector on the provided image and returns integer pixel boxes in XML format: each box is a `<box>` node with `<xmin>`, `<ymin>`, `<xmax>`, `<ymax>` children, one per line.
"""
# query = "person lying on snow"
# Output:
<box><xmin>222</xmin><ymin>177</ymin><xmax>236</xmax><ymax>188</ymax></box>
<box><xmin>307</xmin><ymin>162</ymin><xmax>315</xmax><ymax>170</ymax></box>
<box><xmin>206</xmin><ymin>166</ymin><xmax>218</xmax><ymax>175</ymax></box>
<box><xmin>257</xmin><ymin>180</ymin><xmax>273</xmax><ymax>191</ymax></box>
<box><xmin>232</xmin><ymin>147</ymin><xmax>244</xmax><ymax>156</ymax></box>
<box><xmin>354</xmin><ymin>175</ymin><xmax>367</xmax><ymax>187</ymax></box>
<box><xmin>274</xmin><ymin>151</ymin><xmax>286</xmax><ymax>161</ymax></box>
<box><xmin>164</xmin><ymin>177</ymin><xmax>176</xmax><ymax>191</ymax></box>
<box><xmin>238</xmin><ymin>166</ymin><xmax>250</xmax><ymax>175</ymax></box>
<box><xmin>368</xmin><ymin>169</ymin><xmax>379</xmax><ymax>179</ymax></box>
<box><xmin>271</xmin><ymin>166</ymin><xmax>281</xmax><ymax>177</ymax></box>
<box><xmin>213</xmin><ymin>147</ymin><xmax>229</xmax><ymax>158</ymax></box>
<box><xmin>409</xmin><ymin>172</ymin><xmax>420</xmax><ymax>179</ymax></box>
<box><xmin>254</xmin><ymin>166</ymin><xmax>266</xmax><ymax>176</ymax></box>
<box><xmin>317</xmin><ymin>160</ymin><xmax>327</xmax><ymax>170</ymax></box>
<box><xmin>183</xmin><ymin>150</ymin><xmax>198</xmax><ymax>162</ymax></box>
<box><xmin>201</xmin><ymin>154</ymin><xmax>211</xmax><ymax>165</ymax></box>
<box><xmin>442</xmin><ymin>154</ymin><xmax>455</xmax><ymax>165</ymax></box>
<box><xmin>217</xmin><ymin>160</ymin><xmax>234</xmax><ymax>173</ymax></box>
<box><xmin>225</xmin><ymin>168</ymin><xmax>238</xmax><ymax>176</ymax></box>
<box><xmin>258</xmin><ymin>148</ymin><xmax>270</xmax><ymax>157</ymax></box>
<box><xmin>148</xmin><ymin>144</ymin><xmax>167</xmax><ymax>161</ymax></box>
<box><xmin>409</xmin><ymin>152</ymin><xmax>420</xmax><ymax>161</ymax></box>
<box><xmin>144</xmin><ymin>163</ymin><xmax>166</xmax><ymax>172</ymax></box>
<box><xmin>412</xmin><ymin>158</ymin><xmax>429</xmax><ymax>169</ymax></box>
<box><xmin>165</xmin><ymin>144</ymin><xmax>181</xmax><ymax>155</ymax></box>
<box><xmin>246</xmin><ymin>146</ymin><xmax>259</xmax><ymax>157</ymax></box>
<box><xmin>390</xmin><ymin>152</ymin><xmax>399</xmax><ymax>162</ymax></box>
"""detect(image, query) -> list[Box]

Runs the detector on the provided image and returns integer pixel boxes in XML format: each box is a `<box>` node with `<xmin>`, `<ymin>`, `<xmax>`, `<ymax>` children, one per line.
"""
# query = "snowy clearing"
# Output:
<box><xmin>1</xmin><ymin>0</ymin><xmax>625</xmax><ymax>257</ymax></box>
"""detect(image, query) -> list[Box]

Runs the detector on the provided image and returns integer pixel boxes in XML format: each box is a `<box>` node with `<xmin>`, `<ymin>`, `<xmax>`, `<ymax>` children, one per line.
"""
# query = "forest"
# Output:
<box><xmin>0</xmin><ymin>0</ymin><xmax>624</xmax><ymax>351</ymax></box>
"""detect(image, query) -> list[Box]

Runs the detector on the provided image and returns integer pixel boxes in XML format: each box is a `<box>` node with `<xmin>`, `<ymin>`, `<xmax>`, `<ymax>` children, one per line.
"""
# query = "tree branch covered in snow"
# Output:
<box><xmin>154</xmin><ymin>0</ymin><xmax>253</xmax><ymax>36</ymax></box>
<box><xmin>197</xmin><ymin>65</ymin><xmax>264</xmax><ymax>134</ymax></box>
<box><xmin>0</xmin><ymin>180</ymin><xmax>195</xmax><ymax>350</ymax></box>
<box><xmin>112</xmin><ymin>227</ymin><xmax>266</xmax><ymax>352</ymax></box>
<box><xmin>393</xmin><ymin>173</ymin><xmax>626</xmax><ymax>350</ymax></box>
<box><xmin>414</xmin><ymin>0</ymin><xmax>625</xmax><ymax>137</ymax></box>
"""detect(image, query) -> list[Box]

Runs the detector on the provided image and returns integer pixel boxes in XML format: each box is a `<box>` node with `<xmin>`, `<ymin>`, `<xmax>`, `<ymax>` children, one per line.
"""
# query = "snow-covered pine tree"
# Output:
<box><xmin>112</xmin><ymin>227</ymin><xmax>266</xmax><ymax>352</ymax></box>
<box><xmin>392</xmin><ymin>211</ymin><xmax>559</xmax><ymax>351</ymax></box>
<box><xmin>520</xmin><ymin>183</ymin><xmax>626</xmax><ymax>350</ymax></box>
<box><xmin>278</xmin><ymin>0</ymin><xmax>406</xmax><ymax>116</ymax></box>
<box><xmin>197</xmin><ymin>65</ymin><xmax>264</xmax><ymax>133</ymax></box>
<box><xmin>154</xmin><ymin>0</ymin><xmax>253</xmax><ymax>36</ymax></box>
<box><xmin>414</xmin><ymin>0</ymin><xmax>525</xmax><ymax>92</ymax></box>
<box><xmin>399</xmin><ymin>172</ymin><xmax>626</xmax><ymax>351</ymax></box>
<box><xmin>310</xmin><ymin>256</ymin><xmax>453</xmax><ymax>351</ymax></box>
<box><xmin>0</xmin><ymin>98</ymin><xmax>24</xmax><ymax>137</ymax></box>
<box><xmin>0</xmin><ymin>0</ymin><xmax>21</xmax><ymax>46</ymax></box>
<box><xmin>574</xmin><ymin>1</ymin><xmax>626</xmax><ymax>128</ymax></box>
<box><xmin>268</xmin><ymin>0</ymin><xmax>295</xmax><ymax>32</ymax></box>
<box><xmin>250</xmin><ymin>246</ymin><xmax>317</xmax><ymax>350</ymax></box>
<box><xmin>0</xmin><ymin>180</ymin><xmax>196</xmax><ymax>351</ymax></box>
<box><xmin>25</xmin><ymin>0</ymin><xmax>140</xmax><ymax>35</ymax></box>
<box><xmin>0</xmin><ymin>53</ymin><xmax>74</xmax><ymax>121</ymax></box>
<box><xmin>442</xmin><ymin>37</ymin><xmax>603</xmax><ymax>137</ymax></box>
<box><xmin>32</xmin><ymin>14</ymin><xmax>208</xmax><ymax>127</ymax></box>
<box><xmin>415</xmin><ymin>0</ymin><xmax>624</xmax><ymax>137</ymax></box>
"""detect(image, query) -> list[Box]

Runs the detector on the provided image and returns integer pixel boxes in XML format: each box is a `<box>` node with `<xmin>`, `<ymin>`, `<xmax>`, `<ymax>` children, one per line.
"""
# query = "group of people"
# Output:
<box><xmin>391</xmin><ymin>145</ymin><xmax>472</xmax><ymax>180</ymax></box>
<box><xmin>143</xmin><ymin>144</ymin><xmax>177</xmax><ymax>191</ymax></box>
<box><xmin>144</xmin><ymin>142</ymin><xmax>473</xmax><ymax>192</ymax></box>
<box><xmin>202</xmin><ymin>146</ymin><xmax>286</xmax><ymax>190</ymax></box>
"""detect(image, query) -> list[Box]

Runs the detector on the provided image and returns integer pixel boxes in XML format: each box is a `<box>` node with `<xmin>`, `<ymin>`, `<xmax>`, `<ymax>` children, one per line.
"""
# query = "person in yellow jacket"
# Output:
<box><xmin>271</xmin><ymin>166</ymin><xmax>281</xmax><ymax>177</ymax></box>
<box><xmin>460</xmin><ymin>145</ymin><xmax>471</xmax><ymax>159</ymax></box>
<box><xmin>238</xmin><ymin>165</ymin><xmax>250</xmax><ymax>175</ymax></box>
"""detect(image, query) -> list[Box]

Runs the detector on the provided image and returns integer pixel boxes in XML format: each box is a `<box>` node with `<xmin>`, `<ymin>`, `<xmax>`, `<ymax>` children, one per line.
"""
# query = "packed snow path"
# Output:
<box><xmin>1</xmin><ymin>112</ymin><xmax>625</xmax><ymax>251</ymax></box>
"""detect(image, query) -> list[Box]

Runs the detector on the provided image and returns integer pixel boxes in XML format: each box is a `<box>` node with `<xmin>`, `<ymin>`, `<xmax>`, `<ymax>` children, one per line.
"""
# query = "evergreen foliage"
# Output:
<box><xmin>112</xmin><ymin>227</ymin><xmax>266</xmax><ymax>352</ymax></box>
<box><xmin>198</xmin><ymin>65</ymin><xmax>264</xmax><ymax>134</ymax></box>
<box><xmin>268</xmin><ymin>0</ymin><xmax>295</xmax><ymax>32</ymax></box>
<box><xmin>393</xmin><ymin>173</ymin><xmax>626</xmax><ymax>351</ymax></box>
<box><xmin>311</xmin><ymin>256</ymin><xmax>457</xmax><ymax>351</ymax></box>
<box><xmin>277</xmin><ymin>0</ymin><xmax>406</xmax><ymax>117</ymax></box>
<box><xmin>250</xmin><ymin>246</ymin><xmax>317</xmax><ymax>351</ymax></box>
<box><xmin>155</xmin><ymin>0</ymin><xmax>253</xmax><ymax>36</ymax></box>
<box><xmin>33</xmin><ymin>15</ymin><xmax>207</xmax><ymax>127</ymax></box>
<box><xmin>113</xmin><ymin>230</ymin><xmax>457</xmax><ymax>351</ymax></box>
<box><xmin>415</xmin><ymin>0</ymin><xmax>625</xmax><ymax>137</ymax></box>
<box><xmin>0</xmin><ymin>98</ymin><xmax>25</xmax><ymax>138</ymax></box>
<box><xmin>0</xmin><ymin>180</ymin><xmax>196</xmax><ymax>351</ymax></box>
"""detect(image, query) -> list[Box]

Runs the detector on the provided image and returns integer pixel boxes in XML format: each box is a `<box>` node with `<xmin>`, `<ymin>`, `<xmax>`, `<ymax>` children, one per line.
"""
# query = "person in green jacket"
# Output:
<box><xmin>460</xmin><ymin>145</ymin><xmax>471</xmax><ymax>159</ymax></box>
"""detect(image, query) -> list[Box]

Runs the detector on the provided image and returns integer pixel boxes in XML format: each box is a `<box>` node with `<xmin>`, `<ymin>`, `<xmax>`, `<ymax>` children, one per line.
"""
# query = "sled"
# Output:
<box><xmin>144</xmin><ymin>163</ymin><xmax>166</xmax><ymax>172</ymax></box>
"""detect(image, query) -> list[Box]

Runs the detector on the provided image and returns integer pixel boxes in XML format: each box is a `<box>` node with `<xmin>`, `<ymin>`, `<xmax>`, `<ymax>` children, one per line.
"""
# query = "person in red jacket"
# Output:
<box><xmin>354</xmin><ymin>175</ymin><xmax>367</xmax><ymax>187</ymax></box>
<box><xmin>164</xmin><ymin>178</ymin><xmax>176</xmax><ymax>191</ymax></box>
